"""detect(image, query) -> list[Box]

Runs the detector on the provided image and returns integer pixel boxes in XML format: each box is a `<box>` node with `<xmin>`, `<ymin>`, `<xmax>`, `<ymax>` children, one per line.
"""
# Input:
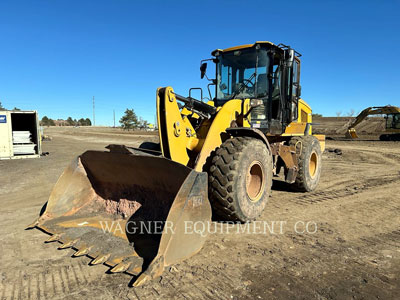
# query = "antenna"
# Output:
<box><xmin>113</xmin><ymin>110</ymin><xmax>115</xmax><ymax>128</ymax></box>
<box><xmin>92</xmin><ymin>96</ymin><xmax>95</xmax><ymax>126</ymax></box>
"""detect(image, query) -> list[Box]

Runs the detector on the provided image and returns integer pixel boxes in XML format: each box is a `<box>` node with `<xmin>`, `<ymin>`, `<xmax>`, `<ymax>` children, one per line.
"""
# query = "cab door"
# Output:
<box><xmin>290</xmin><ymin>58</ymin><xmax>301</xmax><ymax>121</ymax></box>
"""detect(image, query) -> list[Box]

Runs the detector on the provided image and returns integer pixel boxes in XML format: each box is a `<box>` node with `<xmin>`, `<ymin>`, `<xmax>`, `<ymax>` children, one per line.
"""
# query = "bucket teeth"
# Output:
<box><xmin>45</xmin><ymin>234</ymin><xmax>62</xmax><ymax>243</ymax></box>
<box><xmin>58</xmin><ymin>240</ymin><xmax>77</xmax><ymax>249</ymax></box>
<box><xmin>91</xmin><ymin>254</ymin><xmax>111</xmax><ymax>265</ymax></box>
<box><xmin>110</xmin><ymin>262</ymin><xmax>132</xmax><ymax>273</ymax></box>
<box><xmin>73</xmin><ymin>247</ymin><xmax>91</xmax><ymax>257</ymax></box>
<box><xmin>127</xmin><ymin>264</ymin><xmax>143</xmax><ymax>276</ymax></box>
<box><xmin>26</xmin><ymin>220</ymin><xmax>39</xmax><ymax>230</ymax></box>
<box><xmin>133</xmin><ymin>273</ymin><xmax>151</xmax><ymax>287</ymax></box>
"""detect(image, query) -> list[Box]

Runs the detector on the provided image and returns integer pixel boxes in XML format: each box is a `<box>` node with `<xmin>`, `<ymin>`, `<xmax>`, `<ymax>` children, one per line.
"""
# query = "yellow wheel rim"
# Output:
<box><xmin>246</xmin><ymin>161</ymin><xmax>265</xmax><ymax>202</ymax></box>
<box><xmin>309</xmin><ymin>151</ymin><xmax>318</xmax><ymax>178</ymax></box>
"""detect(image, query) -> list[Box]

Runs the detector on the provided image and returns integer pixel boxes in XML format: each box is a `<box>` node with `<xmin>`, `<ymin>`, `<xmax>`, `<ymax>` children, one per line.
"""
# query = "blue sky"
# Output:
<box><xmin>0</xmin><ymin>0</ymin><xmax>399</xmax><ymax>125</ymax></box>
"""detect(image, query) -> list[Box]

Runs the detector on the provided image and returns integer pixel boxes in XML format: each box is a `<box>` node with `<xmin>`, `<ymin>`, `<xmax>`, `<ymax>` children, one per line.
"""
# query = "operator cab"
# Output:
<box><xmin>211</xmin><ymin>42</ymin><xmax>302</xmax><ymax>134</ymax></box>
<box><xmin>386</xmin><ymin>113</ymin><xmax>400</xmax><ymax>129</ymax></box>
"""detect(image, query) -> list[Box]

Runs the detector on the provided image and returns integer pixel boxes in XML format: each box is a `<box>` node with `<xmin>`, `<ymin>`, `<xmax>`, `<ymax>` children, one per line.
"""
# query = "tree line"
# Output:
<box><xmin>1</xmin><ymin>102</ymin><xmax>93</xmax><ymax>126</ymax></box>
<box><xmin>41</xmin><ymin>116</ymin><xmax>92</xmax><ymax>126</ymax></box>
<box><xmin>66</xmin><ymin>117</ymin><xmax>92</xmax><ymax>126</ymax></box>
<box><xmin>2</xmin><ymin>102</ymin><xmax>150</xmax><ymax>129</ymax></box>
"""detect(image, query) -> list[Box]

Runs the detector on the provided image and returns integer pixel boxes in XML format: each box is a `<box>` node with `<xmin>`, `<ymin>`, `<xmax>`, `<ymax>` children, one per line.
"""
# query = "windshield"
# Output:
<box><xmin>216</xmin><ymin>48</ymin><xmax>270</xmax><ymax>101</ymax></box>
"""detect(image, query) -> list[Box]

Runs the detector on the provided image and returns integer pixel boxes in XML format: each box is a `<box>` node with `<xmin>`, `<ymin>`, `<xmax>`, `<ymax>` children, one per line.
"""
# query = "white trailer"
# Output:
<box><xmin>0</xmin><ymin>110</ymin><xmax>41</xmax><ymax>159</ymax></box>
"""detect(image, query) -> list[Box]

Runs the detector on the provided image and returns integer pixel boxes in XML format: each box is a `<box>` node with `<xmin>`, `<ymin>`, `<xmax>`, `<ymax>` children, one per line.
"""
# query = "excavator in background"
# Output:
<box><xmin>28</xmin><ymin>41</ymin><xmax>325</xmax><ymax>286</ymax></box>
<box><xmin>346</xmin><ymin>106</ymin><xmax>400</xmax><ymax>140</ymax></box>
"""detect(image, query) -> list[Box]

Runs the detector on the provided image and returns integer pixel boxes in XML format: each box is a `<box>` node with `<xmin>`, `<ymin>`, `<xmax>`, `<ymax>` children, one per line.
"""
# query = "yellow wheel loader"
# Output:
<box><xmin>28</xmin><ymin>41</ymin><xmax>325</xmax><ymax>286</ymax></box>
<box><xmin>345</xmin><ymin>106</ymin><xmax>400</xmax><ymax>140</ymax></box>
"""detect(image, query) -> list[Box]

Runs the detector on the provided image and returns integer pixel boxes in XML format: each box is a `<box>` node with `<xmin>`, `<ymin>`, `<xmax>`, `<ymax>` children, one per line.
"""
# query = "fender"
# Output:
<box><xmin>226</xmin><ymin>127</ymin><xmax>271</xmax><ymax>152</ymax></box>
<box><xmin>227</xmin><ymin>127</ymin><xmax>299</xmax><ymax>183</ymax></box>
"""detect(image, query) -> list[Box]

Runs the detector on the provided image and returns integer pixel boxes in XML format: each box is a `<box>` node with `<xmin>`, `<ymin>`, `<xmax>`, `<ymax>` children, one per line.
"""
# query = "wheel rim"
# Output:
<box><xmin>246</xmin><ymin>161</ymin><xmax>265</xmax><ymax>202</ymax></box>
<box><xmin>309</xmin><ymin>151</ymin><xmax>318</xmax><ymax>178</ymax></box>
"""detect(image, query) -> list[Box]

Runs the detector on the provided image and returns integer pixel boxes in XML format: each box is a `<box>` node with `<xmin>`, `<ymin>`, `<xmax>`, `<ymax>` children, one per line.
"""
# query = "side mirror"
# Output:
<box><xmin>294</xmin><ymin>83</ymin><xmax>301</xmax><ymax>97</ymax></box>
<box><xmin>200</xmin><ymin>63</ymin><xmax>207</xmax><ymax>79</ymax></box>
<box><xmin>286</xmin><ymin>49</ymin><xmax>295</xmax><ymax>68</ymax></box>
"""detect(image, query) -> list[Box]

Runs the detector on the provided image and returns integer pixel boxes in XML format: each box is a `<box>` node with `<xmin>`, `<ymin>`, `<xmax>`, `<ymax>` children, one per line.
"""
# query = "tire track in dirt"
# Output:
<box><xmin>35</xmin><ymin>274</ymin><xmax>41</xmax><ymax>300</ymax></box>
<box><xmin>132</xmin><ymin>264</ymin><xmax>232</xmax><ymax>300</ymax></box>
<box><xmin>10</xmin><ymin>280</ymin><xmax>16</xmax><ymax>300</ymax></box>
<box><xmin>0</xmin><ymin>258</ymin><xmax>99</xmax><ymax>300</ymax></box>
<box><xmin>360</xmin><ymin>229</ymin><xmax>400</xmax><ymax>248</ymax></box>
<box><xmin>179</xmin><ymin>270</ymin><xmax>232</xmax><ymax>299</ymax></box>
<box><xmin>293</xmin><ymin>174</ymin><xmax>400</xmax><ymax>206</ymax></box>
<box><xmin>76</xmin><ymin>260</ymin><xmax>90</xmax><ymax>284</ymax></box>
<box><xmin>354</xmin><ymin>151</ymin><xmax>400</xmax><ymax>167</ymax></box>
<box><xmin>70</xmin><ymin>262</ymin><xmax>81</xmax><ymax>286</ymax></box>
<box><xmin>50</xmin><ymin>272</ymin><xmax>56</xmax><ymax>296</ymax></box>
<box><xmin>160</xmin><ymin>262</ymin><xmax>246</xmax><ymax>299</ymax></box>
<box><xmin>357</xmin><ymin>196</ymin><xmax>400</xmax><ymax>213</ymax></box>
<box><xmin>18</xmin><ymin>272</ymin><xmax>25</xmax><ymax>300</ymax></box>
<box><xmin>322</xmin><ymin>145</ymin><xmax>400</xmax><ymax>173</ymax></box>
<box><xmin>63</xmin><ymin>265</ymin><xmax>73</xmax><ymax>293</ymax></box>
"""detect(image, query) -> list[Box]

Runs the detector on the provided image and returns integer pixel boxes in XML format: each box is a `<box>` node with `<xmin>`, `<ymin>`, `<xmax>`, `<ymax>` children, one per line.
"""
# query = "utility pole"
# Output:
<box><xmin>113</xmin><ymin>110</ymin><xmax>115</xmax><ymax>128</ymax></box>
<box><xmin>92</xmin><ymin>96</ymin><xmax>95</xmax><ymax>126</ymax></box>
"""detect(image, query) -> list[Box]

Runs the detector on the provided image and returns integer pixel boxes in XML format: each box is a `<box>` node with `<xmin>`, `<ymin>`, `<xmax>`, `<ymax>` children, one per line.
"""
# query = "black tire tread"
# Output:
<box><xmin>207</xmin><ymin>137</ymin><xmax>270</xmax><ymax>221</ymax></box>
<box><xmin>289</xmin><ymin>136</ymin><xmax>321</xmax><ymax>192</ymax></box>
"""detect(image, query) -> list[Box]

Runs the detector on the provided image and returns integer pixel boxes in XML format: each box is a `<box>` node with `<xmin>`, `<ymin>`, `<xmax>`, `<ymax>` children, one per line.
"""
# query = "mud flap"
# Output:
<box><xmin>28</xmin><ymin>149</ymin><xmax>211</xmax><ymax>285</ymax></box>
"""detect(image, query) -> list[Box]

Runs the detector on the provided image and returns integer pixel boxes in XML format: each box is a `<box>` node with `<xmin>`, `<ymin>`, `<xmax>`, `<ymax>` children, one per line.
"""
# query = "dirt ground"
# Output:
<box><xmin>0</xmin><ymin>125</ymin><xmax>399</xmax><ymax>300</ymax></box>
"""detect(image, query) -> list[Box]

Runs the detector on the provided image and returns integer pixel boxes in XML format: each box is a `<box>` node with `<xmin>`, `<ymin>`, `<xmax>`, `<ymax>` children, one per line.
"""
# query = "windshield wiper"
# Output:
<box><xmin>229</xmin><ymin>72</ymin><xmax>256</xmax><ymax>100</ymax></box>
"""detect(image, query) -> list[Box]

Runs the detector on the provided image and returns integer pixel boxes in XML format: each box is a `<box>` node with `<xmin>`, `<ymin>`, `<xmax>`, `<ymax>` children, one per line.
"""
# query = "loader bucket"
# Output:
<box><xmin>28</xmin><ymin>149</ymin><xmax>211</xmax><ymax>286</ymax></box>
<box><xmin>345</xmin><ymin>128</ymin><xmax>358</xmax><ymax>139</ymax></box>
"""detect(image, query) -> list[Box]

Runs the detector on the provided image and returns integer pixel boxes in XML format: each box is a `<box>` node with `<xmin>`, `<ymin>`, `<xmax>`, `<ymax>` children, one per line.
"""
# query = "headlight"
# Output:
<box><xmin>250</xmin><ymin>99</ymin><xmax>263</xmax><ymax>108</ymax></box>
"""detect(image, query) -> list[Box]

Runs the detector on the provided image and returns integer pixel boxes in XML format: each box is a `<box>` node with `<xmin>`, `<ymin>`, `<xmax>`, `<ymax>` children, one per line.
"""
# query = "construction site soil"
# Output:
<box><xmin>1</xmin><ymin>117</ymin><xmax>399</xmax><ymax>299</ymax></box>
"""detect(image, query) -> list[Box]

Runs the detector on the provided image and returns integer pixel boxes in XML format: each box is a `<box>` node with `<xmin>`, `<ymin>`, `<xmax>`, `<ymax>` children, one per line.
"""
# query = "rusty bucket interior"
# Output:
<box><xmin>29</xmin><ymin>148</ymin><xmax>211</xmax><ymax>285</ymax></box>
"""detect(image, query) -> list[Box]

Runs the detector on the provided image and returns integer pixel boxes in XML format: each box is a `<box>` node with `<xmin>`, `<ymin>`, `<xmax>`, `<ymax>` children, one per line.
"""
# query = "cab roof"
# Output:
<box><xmin>211</xmin><ymin>41</ymin><xmax>281</xmax><ymax>56</ymax></box>
<box><xmin>211</xmin><ymin>41</ymin><xmax>302</xmax><ymax>58</ymax></box>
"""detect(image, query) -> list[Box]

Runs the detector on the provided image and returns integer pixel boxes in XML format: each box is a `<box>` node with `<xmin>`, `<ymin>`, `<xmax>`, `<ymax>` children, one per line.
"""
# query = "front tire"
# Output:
<box><xmin>207</xmin><ymin>137</ymin><xmax>272</xmax><ymax>222</ymax></box>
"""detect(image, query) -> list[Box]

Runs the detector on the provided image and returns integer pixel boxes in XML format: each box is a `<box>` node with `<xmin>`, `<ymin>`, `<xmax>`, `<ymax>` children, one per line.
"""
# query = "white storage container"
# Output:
<box><xmin>0</xmin><ymin>110</ymin><xmax>41</xmax><ymax>159</ymax></box>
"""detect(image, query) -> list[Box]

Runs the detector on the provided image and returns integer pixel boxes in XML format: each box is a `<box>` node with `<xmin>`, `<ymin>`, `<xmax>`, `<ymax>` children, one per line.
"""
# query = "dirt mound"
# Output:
<box><xmin>312</xmin><ymin>116</ymin><xmax>386</xmax><ymax>136</ymax></box>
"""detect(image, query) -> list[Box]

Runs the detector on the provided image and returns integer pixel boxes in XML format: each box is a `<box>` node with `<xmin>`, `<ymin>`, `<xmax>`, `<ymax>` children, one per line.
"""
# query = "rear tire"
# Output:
<box><xmin>289</xmin><ymin>136</ymin><xmax>322</xmax><ymax>192</ymax></box>
<box><xmin>207</xmin><ymin>137</ymin><xmax>272</xmax><ymax>222</ymax></box>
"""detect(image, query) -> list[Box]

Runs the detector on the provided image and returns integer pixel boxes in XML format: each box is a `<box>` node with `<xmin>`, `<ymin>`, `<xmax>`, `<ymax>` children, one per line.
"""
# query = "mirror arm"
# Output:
<box><xmin>200</xmin><ymin>58</ymin><xmax>217</xmax><ymax>81</ymax></box>
<box><xmin>207</xmin><ymin>83</ymin><xmax>215</xmax><ymax>100</ymax></box>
